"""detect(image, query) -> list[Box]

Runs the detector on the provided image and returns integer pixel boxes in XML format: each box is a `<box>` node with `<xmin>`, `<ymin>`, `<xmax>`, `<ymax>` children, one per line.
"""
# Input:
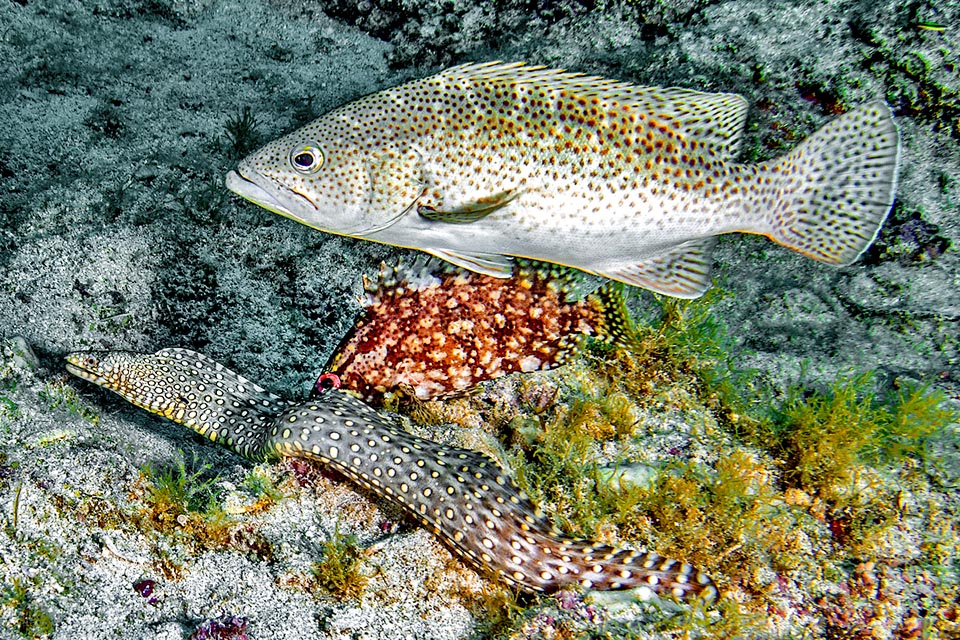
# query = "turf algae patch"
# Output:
<box><xmin>730</xmin><ymin>368</ymin><xmax>954</xmax><ymax>476</ymax></box>
<box><xmin>308</xmin><ymin>527</ymin><xmax>369</xmax><ymax>600</ymax></box>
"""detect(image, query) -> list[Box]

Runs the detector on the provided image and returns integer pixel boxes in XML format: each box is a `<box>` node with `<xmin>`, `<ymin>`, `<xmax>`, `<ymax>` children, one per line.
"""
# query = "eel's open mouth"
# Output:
<box><xmin>64</xmin><ymin>352</ymin><xmax>105</xmax><ymax>384</ymax></box>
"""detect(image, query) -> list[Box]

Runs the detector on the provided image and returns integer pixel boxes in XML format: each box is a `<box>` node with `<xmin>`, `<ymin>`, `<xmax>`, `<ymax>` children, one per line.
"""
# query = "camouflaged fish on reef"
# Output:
<box><xmin>65</xmin><ymin>348</ymin><xmax>717</xmax><ymax>599</ymax></box>
<box><xmin>226</xmin><ymin>61</ymin><xmax>900</xmax><ymax>298</ymax></box>
<box><xmin>325</xmin><ymin>259</ymin><xmax>632</xmax><ymax>405</ymax></box>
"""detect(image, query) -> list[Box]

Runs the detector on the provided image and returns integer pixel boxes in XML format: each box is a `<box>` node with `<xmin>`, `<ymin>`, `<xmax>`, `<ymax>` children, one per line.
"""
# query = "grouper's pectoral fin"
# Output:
<box><xmin>425</xmin><ymin>248</ymin><xmax>514</xmax><ymax>278</ymax></box>
<box><xmin>597</xmin><ymin>238</ymin><xmax>716</xmax><ymax>298</ymax></box>
<box><xmin>418</xmin><ymin>189</ymin><xmax>520</xmax><ymax>224</ymax></box>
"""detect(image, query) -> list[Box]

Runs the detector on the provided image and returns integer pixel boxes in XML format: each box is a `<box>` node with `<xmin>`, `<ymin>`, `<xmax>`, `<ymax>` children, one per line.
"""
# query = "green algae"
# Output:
<box><xmin>241</xmin><ymin>466</ymin><xmax>287</xmax><ymax>509</ymax></box>
<box><xmin>137</xmin><ymin>457</ymin><xmax>274</xmax><ymax>562</ymax></box>
<box><xmin>310</xmin><ymin>527</ymin><xmax>369</xmax><ymax>599</ymax></box>
<box><xmin>1</xmin><ymin>577</ymin><xmax>54</xmax><ymax>640</ymax></box>
<box><xmin>739</xmin><ymin>371</ymin><xmax>958</xmax><ymax>494</ymax></box>
<box><xmin>467</xmin><ymin>587</ymin><xmax>530</xmax><ymax>639</ymax></box>
<box><xmin>509</xmin><ymin>404</ymin><xmax>614</xmax><ymax>536</ymax></box>
<box><xmin>142</xmin><ymin>456</ymin><xmax>222</xmax><ymax>524</ymax></box>
<box><xmin>37</xmin><ymin>380</ymin><xmax>99</xmax><ymax>426</ymax></box>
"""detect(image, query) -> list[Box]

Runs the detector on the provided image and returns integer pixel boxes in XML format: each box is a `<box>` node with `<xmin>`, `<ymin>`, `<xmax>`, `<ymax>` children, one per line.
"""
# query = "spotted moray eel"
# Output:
<box><xmin>65</xmin><ymin>347</ymin><xmax>716</xmax><ymax>600</ymax></box>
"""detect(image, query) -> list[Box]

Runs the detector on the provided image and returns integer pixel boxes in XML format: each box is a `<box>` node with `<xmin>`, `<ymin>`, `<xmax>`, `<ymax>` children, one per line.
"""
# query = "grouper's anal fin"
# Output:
<box><xmin>597</xmin><ymin>237</ymin><xmax>716</xmax><ymax>298</ymax></box>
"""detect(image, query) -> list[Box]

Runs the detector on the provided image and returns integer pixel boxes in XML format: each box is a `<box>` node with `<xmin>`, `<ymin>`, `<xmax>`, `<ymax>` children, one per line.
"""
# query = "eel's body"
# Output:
<box><xmin>66</xmin><ymin>347</ymin><xmax>715</xmax><ymax>599</ymax></box>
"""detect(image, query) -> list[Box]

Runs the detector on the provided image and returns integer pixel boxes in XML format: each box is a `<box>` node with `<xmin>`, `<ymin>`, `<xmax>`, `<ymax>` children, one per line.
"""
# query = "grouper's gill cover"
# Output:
<box><xmin>326</xmin><ymin>258</ymin><xmax>635</xmax><ymax>405</ymax></box>
<box><xmin>226</xmin><ymin>62</ymin><xmax>900</xmax><ymax>298</ymax></box>
<box><xmin>65</xmin><ymin>348</ymin><xmax>717</xmax><ymax>599</ymax></box>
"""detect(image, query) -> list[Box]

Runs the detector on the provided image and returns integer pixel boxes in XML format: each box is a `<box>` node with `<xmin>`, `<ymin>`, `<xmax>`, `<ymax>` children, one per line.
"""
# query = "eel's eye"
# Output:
<box><xmin>290</xmin><ymin>145</ymin><xmax>324</xmax><ymax>173</ymax></box>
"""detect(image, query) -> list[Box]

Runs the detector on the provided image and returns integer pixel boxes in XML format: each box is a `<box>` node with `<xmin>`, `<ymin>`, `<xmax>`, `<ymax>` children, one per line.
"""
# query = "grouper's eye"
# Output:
<box><xmin>290</xmin><ymin>144</ymin><xmax>324</xmax><ymax>174</ymax></box>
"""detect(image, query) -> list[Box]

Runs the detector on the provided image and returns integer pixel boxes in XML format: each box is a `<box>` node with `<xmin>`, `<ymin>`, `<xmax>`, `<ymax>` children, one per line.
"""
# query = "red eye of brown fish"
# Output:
<box><xmin>316</xmin><ymin>373</ymin><xmax>341</xmax><ymax>392</ymax></box>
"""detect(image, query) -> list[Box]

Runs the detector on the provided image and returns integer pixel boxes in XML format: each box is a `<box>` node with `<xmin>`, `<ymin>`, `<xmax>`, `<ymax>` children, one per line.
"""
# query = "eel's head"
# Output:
<box><xmin>65</xmin><ymin>349</ymin><xmax>197</xmax><ymax>420</ymax></box>
<box><xmin>65</xmin><ymin>348</ymin><xmax>284</xmax><ymax>459</ymax></box>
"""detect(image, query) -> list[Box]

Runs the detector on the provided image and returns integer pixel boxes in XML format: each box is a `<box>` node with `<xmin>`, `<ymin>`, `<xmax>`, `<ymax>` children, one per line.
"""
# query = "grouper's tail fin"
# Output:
<box><xmin>757</xmin><ymin>101</ymin><xmax>900</xmax><ymax>265</ymax></box>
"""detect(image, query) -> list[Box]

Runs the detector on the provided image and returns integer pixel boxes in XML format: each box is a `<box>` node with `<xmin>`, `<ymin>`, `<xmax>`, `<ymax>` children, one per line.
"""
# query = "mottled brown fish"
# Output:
<box><xmin>325</xmin><ymin>259</ymin><xmax>633</xmax><ymax>405</ymax></box>
<box><xmin>226</xmin><ymin>61</ymin><xmax>900</xmax><ymax>298</ymax></box>
<box><xmin>65</xmin><ymin>348</ymin><xmax>717</xmax><ymax>599</ymax></box>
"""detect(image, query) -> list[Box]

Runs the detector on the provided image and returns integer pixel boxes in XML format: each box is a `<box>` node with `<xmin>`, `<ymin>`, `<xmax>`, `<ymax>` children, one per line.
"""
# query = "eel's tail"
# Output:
<box><xmin>488</xmin><ymin>511</ymin><xmax>718</xmax><ymax>600</ymax></box>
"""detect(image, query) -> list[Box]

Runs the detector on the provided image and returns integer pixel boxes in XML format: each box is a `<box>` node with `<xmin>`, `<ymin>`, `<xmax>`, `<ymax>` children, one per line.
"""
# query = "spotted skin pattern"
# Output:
<box><xmin>66</xmin><ymin>348</ymin><xmax>716</xmax><ymax>599</ymax></box>
<box><xmin>327</xmin><ymin>259</ymin><xmax>634</xmax><ymax>404</ymax></box>
<box><xmin>226</xmin><ymin>62</ymin><xmax>900</xmax><ymax>298</ymax></box>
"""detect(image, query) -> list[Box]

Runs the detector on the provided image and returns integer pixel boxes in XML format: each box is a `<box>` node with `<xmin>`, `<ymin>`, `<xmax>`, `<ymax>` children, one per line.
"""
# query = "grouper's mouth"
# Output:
<box><xmin>224</xmin><ymin>168</ymin><xmax>413</xmax><ymax>238</ymax></box>
<box><xmin>225</xmin><ymin>170</ymin><xmax>301</xmax><ymax>219</ymax></box>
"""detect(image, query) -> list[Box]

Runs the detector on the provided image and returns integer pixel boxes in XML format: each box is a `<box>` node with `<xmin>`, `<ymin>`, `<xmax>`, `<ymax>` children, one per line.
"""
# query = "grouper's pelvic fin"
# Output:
<box><xmin>752</xmin><ymin>100</ymin><xmax>900</xmax><ymax>265</ymax></box>
<box><xmin>426</xmin><ymin>247</ymin><xmax>514</xmax><ymax>278</ymax></box>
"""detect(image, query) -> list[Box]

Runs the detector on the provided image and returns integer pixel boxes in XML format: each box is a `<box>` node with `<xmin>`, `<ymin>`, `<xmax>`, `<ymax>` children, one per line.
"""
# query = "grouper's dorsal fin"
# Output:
<box><xmin>652</xmin><ymin>89</ymin><xmax>748</xmax><ymax>160</ymax></box>
<box><xmin>597</xmin><ymin>237</ymin><xmax>716</xmax><ymax>298</ymax></box>
<box><xmin>442</xmin><ymin>62</ymin><xmax>748</xmax><ymax>160</ymax></box>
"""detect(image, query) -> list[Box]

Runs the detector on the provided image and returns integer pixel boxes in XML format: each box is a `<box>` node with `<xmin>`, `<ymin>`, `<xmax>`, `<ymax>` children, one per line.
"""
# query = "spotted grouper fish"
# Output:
<box><xmin>326</xmin><ymin>259</ymin><xmax>633</xmax><ymax>404</ymax></box>
<box><xmin>225</xmin><ymin>61</ymin><xmax>900</xmax><ymax>298</ymax></box>
<box><xmin>66</xmin><ymin>348</ymin><xmax>716</xmax><ymax>599</ymax></box>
